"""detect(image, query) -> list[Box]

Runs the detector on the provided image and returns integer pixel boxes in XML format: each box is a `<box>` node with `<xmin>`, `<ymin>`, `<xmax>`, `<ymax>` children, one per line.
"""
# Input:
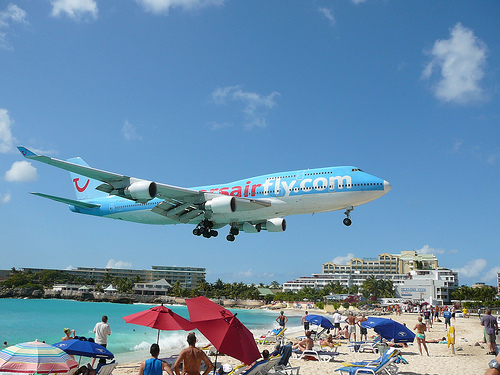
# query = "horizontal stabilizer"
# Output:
<box><xmin>31</xmin><ymin>192</ymin><xmax>100</xmax><ymax>209</ymax></box>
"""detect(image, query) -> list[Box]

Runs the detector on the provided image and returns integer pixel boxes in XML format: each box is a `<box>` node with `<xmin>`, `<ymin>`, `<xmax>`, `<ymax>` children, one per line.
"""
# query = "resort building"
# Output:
<box><xmin>284</xmin><ymin>250</ymin><xmax>458</xmax><ymax>304</ymax></box>
<box><xmin>21</xmin><ymin>265</ymin><xmax>205</xmax><ymax>291</ymax></box>
<box><xmin>133</xmin><ymin>278</ymin><xmax>171</xmax><ymax>296</ymax></box>
<box><xmin>395</xmin><ymin>269</ymin><xmax>459</xmax><ymax>304</ymax></box>
<box><xmin>321</xmin><ymin>250</ymin><xmax>439</xmax><ymax>276</ymax></box>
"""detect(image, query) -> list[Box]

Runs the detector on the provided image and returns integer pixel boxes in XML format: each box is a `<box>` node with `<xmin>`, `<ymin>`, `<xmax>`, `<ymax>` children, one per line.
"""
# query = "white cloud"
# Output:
<box><xmin>318</xmin><ymin>7</ymin><xmax>335</xmax><ymax>25</ymax></box>
<box><xmin>453</xmin><ymin>258</ymin><xmax>487</xmax><ymax>279</ymax></box>
<box><xmin>0</xmin><ymin>3</ymin><xmax>28</xmax><ymax>49</ymax></box>
<box><xmin>351</xmin><ymin>0</ymin><xmax>367</xmax><ymax>4</ymax></box>
<box><xmin>330</xmin><ymin>253</ymin><xmax>355</xmax><ymax>265</ymax></box>
<box><xmin>422</xmin><ymin>23</ymin><xmax>488</xmax><ymax>104</ymax></box>
<box><xmin>484</xmin><ymin>267</ymin><xmax>500</xmax><ymax>283</ymax></box>
<box><xmin>51</xmin><ymin>0</ymin><xmax>98</xmax><ymax>21</ymax></box>
<box><xmin>211</xmin><ymin>85</ymin><xmax>280</xmax><ymax>129</ymax></box>
<box><xmin>136</xmin><ymin>0</ymin><xmax>224</xmax><ymax>15</ymax></box>
<box><xmin>122</xmin><ymin>120</ymin><xmax>143</xmax><ymax>141</ymax></box>
<box><xmin>106</xmin><ymin>259</ymin><xmax>132</xmax><ymax>269</ymax></box>
<box><xmin>417</xmin><ymin>245</ymin><xmax>445</xmax><ymax>254</ymax></box>
<box><xmin>5</xmin><ymin>161</ymin><xmax>38</xmax><ymax>182</ymax></box>
<box><xmin>0</xmin><ymin>108</ymin><xmax>15</xmax><ymax>153</ymax></box>
<box><xmin>0</xmin><ymin>192</ymin><xmax>11</xmax><ymax>204</ymax></box>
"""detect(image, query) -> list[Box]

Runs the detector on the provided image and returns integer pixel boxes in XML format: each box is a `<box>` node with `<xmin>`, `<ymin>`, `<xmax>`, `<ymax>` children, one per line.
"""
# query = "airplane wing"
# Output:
<box><xmin>18</xmin><ymin>147</ymin><xmax>270</xmax><ymax>223</ymax></box>
<box><xmin>31</xmin><ymin>192</ymin><xmax>100</xmax><ymax>209</ymax></box>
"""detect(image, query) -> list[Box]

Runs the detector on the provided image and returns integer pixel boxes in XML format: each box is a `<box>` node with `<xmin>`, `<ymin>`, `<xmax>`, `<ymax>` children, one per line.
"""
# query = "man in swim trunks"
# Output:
<box><xmin>301</xmin><ymin>311</ymin><xmax>310</xmax><ymax>335</ymax></box>
<box><xmin>413</xmin><ymin>316</ymin><xmax>429</xmax><ymax>356</ymax></box>
<box><xmin>357</xmin><ymin>314</ymin><xmax>368</xmax><ymax>341</ymax></box>
<box><xmin>174</xmin><ymin>333</ymin><xmax>213</xmax><ymax>375</ymax></box>
<box><xmin>139</xmin><ymin>343</ymin><xmax>174</xmax><ymax>375</ymax></box>
<box><xmin>345</xmin><ymin>312</ymin><xmax>357</xmax><ymax>342</ymax></box>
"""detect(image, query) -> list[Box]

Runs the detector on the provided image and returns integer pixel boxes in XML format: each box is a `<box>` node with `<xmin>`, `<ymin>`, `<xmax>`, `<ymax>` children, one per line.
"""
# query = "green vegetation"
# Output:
<box><xmin>452</xmin><ymin>285</ymin><xmax>500</xmax><ymax>307</ymax></box>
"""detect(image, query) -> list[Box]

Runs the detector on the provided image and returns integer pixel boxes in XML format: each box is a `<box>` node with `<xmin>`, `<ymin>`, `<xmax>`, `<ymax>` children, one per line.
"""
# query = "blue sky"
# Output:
<box><xmin>1</xmin><ymin>0</ymin><xmax>499</xmax><ymax>287</ymax></box>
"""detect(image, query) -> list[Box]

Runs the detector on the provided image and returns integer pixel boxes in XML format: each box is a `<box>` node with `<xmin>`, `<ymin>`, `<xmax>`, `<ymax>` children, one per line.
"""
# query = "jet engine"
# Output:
<box><xmin>263</xmin><ymin>218</ymin><xmax>287</xmax><ymax>232</ymax></box>
<box><xmin>124</xmin><ymin>181</ymin><xmax>157</xmax><ymax>201</ymax></box>
<box><xmin>204</xmin><ymin>196</ymin><xmax>236</xmax><ymax>214</ymax></box>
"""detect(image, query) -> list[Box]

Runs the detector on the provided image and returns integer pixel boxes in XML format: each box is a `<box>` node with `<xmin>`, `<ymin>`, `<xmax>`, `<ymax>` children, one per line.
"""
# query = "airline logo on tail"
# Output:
<box><xmin>73</xmin><ymin>178</ymin><xmax>90</xmax><ymax>192</ymax></box>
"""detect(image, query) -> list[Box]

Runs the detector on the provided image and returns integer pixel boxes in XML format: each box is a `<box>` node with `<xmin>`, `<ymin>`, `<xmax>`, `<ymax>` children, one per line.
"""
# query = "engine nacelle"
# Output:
<box><xmin>264</xmin><ymin>218</ymin><xmax>287</xmax><ymax>232</ymax></box>
<box><xmin>125</xmin><ymin>181</ymin><xmax>157</xmax><ymax>202</ymax></box>
<box><xmin>204</xmin><ymin>196</ymin><xmax>236</xmax><ymax>214</ymax></box>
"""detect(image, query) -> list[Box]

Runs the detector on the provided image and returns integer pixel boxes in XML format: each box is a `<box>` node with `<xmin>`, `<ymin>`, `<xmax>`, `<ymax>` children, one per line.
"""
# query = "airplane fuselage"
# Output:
<box><xmin>70</xmin><ymin>166</ymin><xmax>390</xmax><ymax>226</ymax></box>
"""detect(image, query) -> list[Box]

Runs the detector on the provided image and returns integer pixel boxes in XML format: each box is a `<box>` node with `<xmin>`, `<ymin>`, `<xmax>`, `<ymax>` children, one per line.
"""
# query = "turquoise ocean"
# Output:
<box><xmin>0</xmin><ymin>299</ymin><xmax>303</xmax><ymax>363</ymax></box>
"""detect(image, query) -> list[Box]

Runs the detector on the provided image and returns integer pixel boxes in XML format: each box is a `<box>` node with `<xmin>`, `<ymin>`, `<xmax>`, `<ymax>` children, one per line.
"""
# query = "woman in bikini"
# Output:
<box><xmin>413</xmin><ymin>316</ymin><xmax>429</xmax><ymax>356</ymax></box>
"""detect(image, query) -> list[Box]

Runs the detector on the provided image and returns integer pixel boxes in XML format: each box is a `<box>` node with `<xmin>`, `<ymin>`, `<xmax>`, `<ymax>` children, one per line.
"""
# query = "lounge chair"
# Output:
<box><xmin>293</xmin><ymin>349</ymin><xmax>338</xmax><ymax>362</ymax></box>
<box><xmin>355</xmin><ymin>337</ymin><xmax>382</xmax><ymax>353</ymax></box>
<box><xmin>95</xmin><ymin>362</ymin><xmax>118</xmax><ymax>375</ymax></box>
<box><xmin>272</xmin><ymin>345</ymin><xmax>300</xmax><ymax>375</ymax></box>
<box><xmin>256</xmin><ymin>328</ymin><xmax>287</xmax><ymax>345</ymax></box>
<box><xmin>334</xmin><ymin>348</ymin><xmax>400</xmax><ymax>375</ymax></box>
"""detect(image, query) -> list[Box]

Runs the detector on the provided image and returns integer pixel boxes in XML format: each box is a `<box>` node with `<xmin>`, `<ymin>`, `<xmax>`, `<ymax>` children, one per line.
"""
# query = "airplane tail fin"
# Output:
<box><xmin>67</xmin><ymin>157</ymin><xmax>108</xmax><ymax>200</ymax></box>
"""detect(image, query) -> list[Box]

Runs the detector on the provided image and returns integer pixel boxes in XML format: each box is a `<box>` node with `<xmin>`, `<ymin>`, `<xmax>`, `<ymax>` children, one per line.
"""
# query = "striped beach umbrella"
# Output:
<box><xmin>0</xmin><ymin>341</ymin><xmax>78</xmax><ymax>374</ymax></box>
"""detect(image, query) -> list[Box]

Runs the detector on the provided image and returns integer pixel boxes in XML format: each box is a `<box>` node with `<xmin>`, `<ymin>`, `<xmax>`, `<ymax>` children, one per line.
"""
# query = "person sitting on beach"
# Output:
<box><xmin>139</xmin><ymin>343</ymin><xmax>174</xmax><ymax>375</ymax></box>
<box><xmin>318</xmin><ymin>334</ymin><xmax>338</xmax><ymax>348</ymax></box>
<box><xmin>174</xmin><ymin>333</ymin><xmax>213</xmax><ymax>375</ymax></box>
<box><xmin>292</xmin><ymin>331</ymin><xmax>313</xmax><ymax>352</ymax></box>
<box><xmin>245</xmin><ymin>350</ymin><xmax>269</xmax><ymax>370</ymax></box>
<box><xmin>387</xmin><ymin>339</ymin><xmax>408</xmax><ymax>348</ymax></box>
<box><xmin>74</xmin><ymin>359</ymin><xmax>107</xmax><ymax>375</ymax></box>
<box><xmin>270</xmin><ymin>344</ymin><xmax>280</xmax><ymax>357</ymax></box>
<box><xmin>413</xmin><ymin>316</ymin><xmax>429</xmax><ymax>356</ymax></box>
<box><xmin>62</xmin><ymin>328</ymin><xmax>75</xmax><ymax>341</ymax></box>
<box><xmin>334</xmin><ymin>325</ymin><xmax>349</xmax><ymax>340</ymax></box>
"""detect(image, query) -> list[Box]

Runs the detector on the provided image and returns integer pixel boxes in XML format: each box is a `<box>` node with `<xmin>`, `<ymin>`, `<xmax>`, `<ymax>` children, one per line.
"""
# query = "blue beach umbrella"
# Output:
<box><xmin>361</xmin><ymin>317</ymin><xmax>415</xmax><ymax>343</ymax></box>
<box><xmin>53</xmin><ymin>338</ymin><xmax>114</xmax><ymax>359</ymax></box>
<box><xmin>304</xmin><ymin>314</ymin><xmax>335</xmax><ymax>330</ymax></box>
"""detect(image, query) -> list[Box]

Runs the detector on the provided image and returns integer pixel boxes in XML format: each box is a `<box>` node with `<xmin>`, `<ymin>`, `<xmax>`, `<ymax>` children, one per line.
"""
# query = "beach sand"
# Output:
<box><xmin>112</xmin><ymin>311</ymin><xmax>493</xmax><ymax>375</ymax></box>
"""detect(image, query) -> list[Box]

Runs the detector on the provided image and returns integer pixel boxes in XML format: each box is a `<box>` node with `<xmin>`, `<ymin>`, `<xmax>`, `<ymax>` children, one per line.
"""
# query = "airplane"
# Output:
<box><xmin>18</xmin><ymin>146</ymin><xmax>391</xmax><ymax>241</ymax></box>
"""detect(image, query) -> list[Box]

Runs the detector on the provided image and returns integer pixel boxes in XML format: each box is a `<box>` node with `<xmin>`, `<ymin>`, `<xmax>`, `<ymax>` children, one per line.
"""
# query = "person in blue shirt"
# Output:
<box><xmin>443</xmin><ymin>308</ymin><xmax>452</xmax><ymax>330</ymax></box>
<box><xmin>139</xmin><ymin>344</ymin><xmax>174</xmax><ymax>375</ymax></box>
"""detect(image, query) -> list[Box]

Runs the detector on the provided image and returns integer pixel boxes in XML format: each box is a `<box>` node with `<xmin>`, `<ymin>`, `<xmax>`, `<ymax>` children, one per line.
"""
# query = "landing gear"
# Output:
<box><xmin>193</xmin><ymin>219</ymin><xmax>218</xmax><ymax>238</ymax></box>
<box><xmin>343</xmin><ymin>206</ymin><xmax>354</xmax><ymax>226</ymax></box>
<box><xmin>226</xmin><ymin>225</ymin><xmax>240</xmax><ymax>242</ymax></box>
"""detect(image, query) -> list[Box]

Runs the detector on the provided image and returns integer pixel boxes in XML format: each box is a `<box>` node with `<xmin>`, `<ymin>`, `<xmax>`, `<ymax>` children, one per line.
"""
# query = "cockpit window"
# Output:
<box><xmin>351</xmin><ymin>168</ymin><xmax>363</xmax><ymax>172</ymax></box>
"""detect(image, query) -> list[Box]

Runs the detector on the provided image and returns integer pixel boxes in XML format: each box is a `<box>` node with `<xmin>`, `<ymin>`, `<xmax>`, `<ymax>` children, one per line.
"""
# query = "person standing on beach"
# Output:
<box><xmin>413</xmin><ymin>316</ymin><xmax>429</xmax><ymax>356</ymax></box>
<box><xmin>332</xmin><ymin>310</ymin><xmax>342</xmax><ymax>336</ymax></box>
<box><xmin>301</xmin><ymin>311</ymin><xmax>309</xmax><ymax>335</ymax></box>
<box><xmin>139</xmin><ymin>343</ymin><xmax>174</xmax><ymax>375</ymax></box>
<box><xmin>345</xmin><ymin>312</ymin><xmax>357</xmax><ymax>342</ymax></box>
<box><xmin>481</xmin><ymin>309</ymin><xmax>499</xmax><ymax>355</ymax></box>
<box><xmin>357</xmin><ymin>314</ymin><xmax>368</xmax><ymax>341</ymax></box>
<box><xmin>174</xmin><ymin>332</ymin><xmax>213</xmax><ymax>375</ymax></box>
<box><xmin>443</xmin><ymin>308</ymin><xmax>452</xmax><ymax>330</ymax></box>
<box><xmin>276</xmin><ymin>311</ymin><xmax>288</xmax><ymax>329</ymax></box>
<box><xmin>92</xmin><ymin>315</ymin><xmax>111</xmax><ymax>366</ymax></box>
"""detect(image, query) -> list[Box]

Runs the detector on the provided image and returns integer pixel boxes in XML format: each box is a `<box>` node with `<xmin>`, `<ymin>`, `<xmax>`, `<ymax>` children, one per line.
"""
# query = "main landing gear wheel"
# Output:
<box><xmin>226</xmin><ymin>224</ymin><xmax>239</xmax><ymax>241</ymax></box>
<box><xmin>343</xmin><ymin>206</ymin><xmax>354</xmax><ymax>226</ymax></box>
<box><xmin>193</xmin><ymin>219</ymin><xmax>217</xmax><ymax>238</ymax></box>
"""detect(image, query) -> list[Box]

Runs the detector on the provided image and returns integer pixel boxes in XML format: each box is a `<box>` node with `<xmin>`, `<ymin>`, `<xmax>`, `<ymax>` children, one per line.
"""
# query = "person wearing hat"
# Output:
<box><xmin>62</xmin><ymin>328</ymin><xmax>75</xmax><ymax>341</ymax></box>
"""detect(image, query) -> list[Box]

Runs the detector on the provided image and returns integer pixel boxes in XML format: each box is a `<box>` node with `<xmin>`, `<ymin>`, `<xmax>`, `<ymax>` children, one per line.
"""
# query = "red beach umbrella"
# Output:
<box><xmin>185</xmin><ymin>297</ymin><xmax>261</xmax><ymax>366</ymax></box>
<box><xmin>122</xmin><ymin>304</ymin><xmax>194</xmax><ymax>343</ymax></box>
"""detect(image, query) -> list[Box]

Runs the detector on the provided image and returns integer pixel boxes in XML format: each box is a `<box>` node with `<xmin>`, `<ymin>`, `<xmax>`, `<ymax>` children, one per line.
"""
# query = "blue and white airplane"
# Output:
<box><xmin>18</xmin><ymin>146</ymin><xmax>391</xmax><ymax>241</ymax></box>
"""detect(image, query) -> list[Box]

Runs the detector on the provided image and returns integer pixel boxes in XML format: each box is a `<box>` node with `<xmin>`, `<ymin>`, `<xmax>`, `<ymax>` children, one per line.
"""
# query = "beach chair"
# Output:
<box><xmin>334</xmin><ymin>348</ymin><xmax>400</xmax><ymax>375</ymax></box>
<box><xmin>272</xmin><ymin>345</ymin><xmax>300</xmax><ymax>375</ymax></box>
<box><xmin>94</xmin><ymin>362</ymin><xmax>118</xmax><ymax>375</ymax></box>
<box><xmin>294</xmin><ymin>349</ymin><xmax>338</xmax><ymax>362</ymax></box>
<box><xmin>356</xmin><ymin>337</ymin><xmax>382</xmax><ymax>353</ymax></box>
<box><xmin>256</xmin><ymin>328</ymin><xmax>287</xmax><ymax>345</ymax></box>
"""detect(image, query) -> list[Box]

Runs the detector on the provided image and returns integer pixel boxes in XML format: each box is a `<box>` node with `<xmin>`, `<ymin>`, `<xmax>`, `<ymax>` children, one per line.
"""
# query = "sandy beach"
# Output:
<box><xmin>111</xmin><ymin>310</ymin><xmax>494</xmax><ymax>375</ymax></box>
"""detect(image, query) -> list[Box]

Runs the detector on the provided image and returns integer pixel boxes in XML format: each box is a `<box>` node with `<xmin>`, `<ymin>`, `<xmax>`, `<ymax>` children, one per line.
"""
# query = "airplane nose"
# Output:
<box><xmin>383</xmin><ymin>180</ymin><xmax>391</xmax><ymax>193</ymax></box>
